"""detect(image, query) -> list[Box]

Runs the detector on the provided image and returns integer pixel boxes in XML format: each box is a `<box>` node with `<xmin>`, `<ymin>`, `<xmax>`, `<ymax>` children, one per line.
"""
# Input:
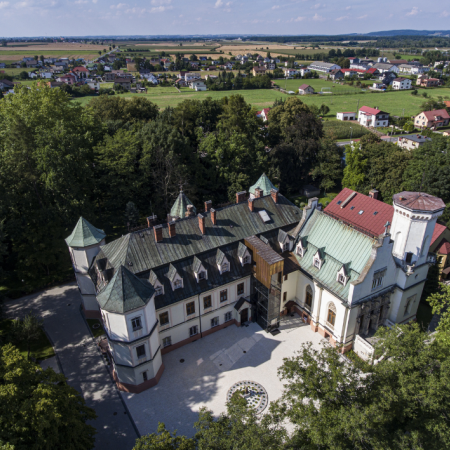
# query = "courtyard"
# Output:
<box><xmin>122</xmin><ymin>314</ymin><xmax>325</xmax><ymax>437</ymax></box>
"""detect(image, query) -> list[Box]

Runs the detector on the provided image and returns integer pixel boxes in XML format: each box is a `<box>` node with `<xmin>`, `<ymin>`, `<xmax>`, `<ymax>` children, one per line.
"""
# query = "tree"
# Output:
<box><xmin>11</xmin><ymin>312</ymin><xmax>43</xmax><ymax>359</ymax></box>
<box><xmin>428</xmin><ymin>283</ymin><xmax>450</xmax><ymax>344</ymax></box>
<box><xmin>342</xmin><ymin>143</ymin><xmax>367</xmax><ymax>191</ymax></box>
<box><xmin>125</xmin><ymin>201</ymin><xmax>140</xmax><ymax>229</ymax></box>
<box><xmin>273</xmin><ymin>323</ymin><xmax>450</xmax><ymax>450</ymax></box>
<box><xmin>133</xmin><ymin>423</ymin><xmax>195</xmax><ymax>450</ymax></box>
<box><xmin>0</xmin><ymin>344</ymin><xmax>97</xmax><ymax>450</ymax></box>
<box><xmin>18</xmin><ymin>71</ymin><xmax>29</xmax><ymax>80</ymax></box>
<box><xmin>311</xmin><ymin>137</ymin><xmax>343</xmax><ymax>194</ymax></box>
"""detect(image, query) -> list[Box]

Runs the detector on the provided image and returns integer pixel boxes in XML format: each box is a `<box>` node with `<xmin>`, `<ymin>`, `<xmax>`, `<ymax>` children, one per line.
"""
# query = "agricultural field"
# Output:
<box><xmin>72</xmin><ymin>86</ymin><xmax>284</xmax><ymax>109</ymax></box>
<box><xmin>273</xmin><ymin>78</ymin><xmax>367</xmax><ymax>94</ymax></box>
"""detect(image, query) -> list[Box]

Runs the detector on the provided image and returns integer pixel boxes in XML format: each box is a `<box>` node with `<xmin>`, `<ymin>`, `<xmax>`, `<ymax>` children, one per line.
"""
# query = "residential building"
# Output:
<box><xmin>189</xmin><ymin>79</ymin><xmax>207</xmax><ymax>91</ymax></box>
<box><xmin>396</xmin><ymin>134</ymin><xmax>432</xmax><ymax>150</ymax></box>
<box><xmin>358</xmin><ymin>106</ymin><xmax>389</xmax><ymax>128</ymax></box>
<box><xmin>252</xmin><ymin>66</ymin><xmax>266</xmax><ymax>76</ymax></box>
<box><xmin>265</xmin><ymin>63</ymin><xmax>276</xmax><ymax>70</ymax></box>
<box><xmin>298</xmin><ymin>84</ymin><xmax>315</xmax><ymax>95</ymax></box>
<box><xmin>0</xmin><ymin>79</ymin><xmax>14</xmax><ymax>90</ymax></box>
<box><xmin>329</xmin><ymin>69</ymin><xmax>344</xmax><ymax>80</ymax></box>
<box><xmin>392</xmin><ymin>77</ymin><xmax>412</xmax><ymax>90</ymax></box>
<box><xmin>256</xmin><ymin>108</ymin><xmax>270</xmax><ymax>122</ymax></box>
<box><xmin>67</xmin><ymin>179</ymin><xmax>443</xmax><ymax>392</ymax></box>
<box><xmin>416</xmin><ymin>76</ymin><xmax>442</xmax><ymax>87</ymax></box>
<box><xmin>336</xmin><ymin>112</ymin><xmax>356</xmax><ymax>121</ymax></box>
<box><xmin>114</xmin><ymin>78</ymin><xmax>132</xmax><ymax>91</ymax></box>
<box><xmin>373</xmin><ymin>63</ymin><xmax>399</xmax><ymax>74</ymax></box>
<box><xmin>103</xmin><ymin>72</ymin><xmax>116</xmax><ymax>82</ymax></box>
<box><xmin>57</xmin><ymin>73</ymin><xmax>77</xmax><ymax>85</ymax></box>
<box><xmin>308</xmin><ymin>61</ymin><xmax>341</xmax><ymax>73</ymax></box>
<box><xmin>73</xmin><ymin>66</ymin><xmax>90</xmax><ymax>78</ymax></box>
<box><xmin>430</xmin><ymin>224</ymin><xmax>450</xmax><ymax>280</ymax></box>
<box><xmin>185</xmin><ymin>73</ymin><xmax>199</xmax><ymax>83</ymax></box>
<box><xmin>414</xmin><ymin>109</ymin><xmax>450</xmax><ymax>129</ymax></box>
<box><xmin>299</xmin><ymin>68</ymin><xmax>310</xmax><ymax>77</ymax></box>
<box><xmin>283</xmin><ymin>68</ymin><xmax>297</xmax><ymax>77</ymax></box>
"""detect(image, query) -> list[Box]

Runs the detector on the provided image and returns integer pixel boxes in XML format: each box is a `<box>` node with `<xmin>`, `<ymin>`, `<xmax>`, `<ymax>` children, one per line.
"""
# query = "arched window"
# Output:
<box><xmin>305</xmin><ymin>285</ymin><xmax>313</xmax><ymax>309</ymax></box>
<box><xmin>327</xmin><ymin>302</ymin><xmax>336</xmax><ymax>327</ymax></box>
<box><xmin>421</xmin><ymin>235</ymin><xmax>429</xmax><ymax>256</ymax></box>
<box><xmin>394</xmin><ymin>231</ymin><xmax>402</xmax><ymax>255</ymax></box>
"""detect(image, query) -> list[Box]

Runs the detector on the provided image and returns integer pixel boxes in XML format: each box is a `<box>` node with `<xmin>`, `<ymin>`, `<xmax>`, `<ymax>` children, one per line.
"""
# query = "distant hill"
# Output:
<box><xmin>364</xmin><ymin>30</ymin><xmax>450</xmax><ymax>37</ymax></box>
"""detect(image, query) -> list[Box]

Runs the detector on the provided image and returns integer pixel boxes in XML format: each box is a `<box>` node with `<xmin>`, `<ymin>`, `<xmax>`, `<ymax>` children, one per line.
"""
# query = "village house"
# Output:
<box><xmin>283</xmin><ymin>68</ymin><xmax>297</xmax><ymax>77</ymax></box>
<box><xmin>373</xmin><ymin>62</ymin><xmax>399</xmax><ymax>74</ymax></box>
<box><xmin>0</xmin><ymin>79</ymin><xmax>14</xmax><ymax>90</ymax></box>
<box><xmin>396</xmin><ymin>134</ymin><xmax>432</xmax><ymax>150</ymax></box>
<box><xmin>392</xmin><ymin>77</ymin><xmax>412</xmax><ymax>90</ymax></box>
<box><xmin>189</xmin><ymin>79</ymin><xmax>207</xmax><ymax>91</ymax></box>
<box><xmin>114</xmin><ymin>77</ymin><xmax>132</xmax><ymax>91</ymax></box>
<box><xmin>252</xmin><ymin>66</ymin><xmax>266</xmax><ymax>76</ymax></box>
<box><xmin>298</xmin><ymin>84</ymin><xmax>315</xmax><ymax>95</ymax></box>
<box><xmin>57</xmin><ymin>73</ymin><xmax>77</xmax><ymax>85</ymax></box>
<box><xmin>414</xmin><ymin>109</ymin><xmax>450</xmax><ymax>129</ymax></box>
<box><xmin>430</xmin><ymin>224</ymin><xmax>450</xmax><ymax>280</ymax></box>
<box><xmin>265</xmin><ymin>63</ymin><xmax>276</xmax><ymax>70</ymax></box>
<box><xmin>416</xmin><ymin>76</ymin><xmax>442</xmax><ymax>87</ymax></box>
<box><xmin>336</xmin><ymin>112</ymin><xmax>356</xmax><ymax>121</ymax></box>
<box><xmin>256</xmin><ymin>108</ymin><xmax>270</xmax><ymax>122</ymax></box>
<box><xmin>358</xmin><ymin>106</ymin><xmax>390</xmax><ymax>128</ymax></box>
<box><xmin>299</xmin><ymin>67</ymin><xmax>310</xmax><ymax>77</ymax></box>
<box><xmin>73</xmin><ymin>66</ymin><xmax>90</xmax><ymax>78</ymax></box>
<box><xmin>67</xmin><ymin>175</ymin><xmax>444</xmax><ymax>392</ymax></box>
<box><xmin>329</xmin><ymin>69</ymin><xmax>344</xmax><ymax>80</ymax></box>
<box><xmin>103</xmin><ymin>72</ymin><xmax>116</xmax><ymax>82</ymax></box>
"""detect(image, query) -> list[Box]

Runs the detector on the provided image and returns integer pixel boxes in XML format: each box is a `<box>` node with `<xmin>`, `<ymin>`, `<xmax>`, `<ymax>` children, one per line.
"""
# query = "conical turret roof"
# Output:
<box><xmin>97</xmin><ymin>265</ymin><xmax>155</xmax><ymax>314</ymax></box>
<box><xmin>170</xmin><ymin>190</ymin><xmax>196</xmax><ymax>219</ymax></box>
<box><xmin>65</xmin><ymin>217</ymin><xmax>106</xmax><ymax>248</ymax></box>
<box><xmin>249</xmin><ymin>173</ymin><xmax>276</xmax><ymax>196</ymax></box>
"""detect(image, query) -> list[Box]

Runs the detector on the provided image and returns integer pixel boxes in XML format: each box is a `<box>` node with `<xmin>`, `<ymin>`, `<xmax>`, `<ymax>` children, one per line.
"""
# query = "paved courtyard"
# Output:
<box><xmin>4</xmin><ymin>283</ymin><xmax>138</xmax><ymax>450</ymax></box>
<box><xmin>122</xmin><ymin>314</ymin><xmax>326</xmax><ymax>437</ymax></box>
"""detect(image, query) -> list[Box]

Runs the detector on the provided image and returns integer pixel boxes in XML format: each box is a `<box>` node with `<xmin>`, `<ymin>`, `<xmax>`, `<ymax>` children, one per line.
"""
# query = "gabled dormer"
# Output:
<box><xmin>336</xmin><ymin>264</ymin><xmax>349</xmax><ymax>286</ymax></box>
<box><xmin>238</xmin><ymin>242</ymin><xmax>251</xmax><ymax>266</ymax></box>
<box><xmin>193</xmin><ymin>256</ymin><xmax>208</xmax><ymax>282</ymax></box>
<box><xmin>149</xmin><ymin>270</ymin><xmax>164</xmax><ymax>296</ymax></box>
<box><xmin>313</xmin><ymin>249</ymin><xmax>323</xmax><ymax>270</ymax></box>
<box><xmin>278</xmin><ymin>229</ymin><xmax>292</xmax><ymax>252</ymax></box>
<box><xmin>216</xmin><ymin>249</ymin><xmax>230</xmax><ymax>274</ymax></box>
<box><xmin>167</xmin><ymin>263</ymin><xmax>183</xmax><ymax>291</ymax></box>
<box><xmin>296</xmin><ymin>237</ymin><xmax>307</xmax><ymax>257</ymax></box>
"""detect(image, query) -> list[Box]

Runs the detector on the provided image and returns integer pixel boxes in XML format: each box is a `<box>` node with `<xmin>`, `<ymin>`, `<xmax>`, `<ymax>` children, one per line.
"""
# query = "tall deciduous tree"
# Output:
<box><xmin>0</xmin><ymin>344</ymin><xmax>97</xmax><ymax>450</ymax></box>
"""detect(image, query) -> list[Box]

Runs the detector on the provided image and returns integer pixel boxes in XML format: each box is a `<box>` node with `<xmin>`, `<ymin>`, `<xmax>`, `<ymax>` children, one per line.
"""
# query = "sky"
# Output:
<box><xmin>0</xmin><ymin>0</ymin><xmax>449</xmax><ymax>38</ymax></box>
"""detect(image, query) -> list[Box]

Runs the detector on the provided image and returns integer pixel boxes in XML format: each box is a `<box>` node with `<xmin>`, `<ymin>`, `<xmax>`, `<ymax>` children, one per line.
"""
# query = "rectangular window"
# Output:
<box><xmin>327</xmin><ymin>310</ymin><xmax>336</xmax><ymax>326</ymax></box>
<box><xmin>142</xmin><ymin>371</ymin><xmax>148</xmax><ymax>382</ymax></box>
<box><xmin>131</xmin><ymin>317</ymin><xmax>142</xmax><ymax>332</ymax></box>
<box><xmin>237</xmin><ymin>283</ymin><xmax>244</xmax><ymax>296</ymax></box>
<box><xmin>224</xmin><ymin>312</ymin><xmax>232</xmax><ymax>322</ymax></box>
<box><xmin>284</xmin><ymin>274</ymin><xmax>288</xmax><ymax>281</ymax></box>
<box><xmin>198</xmin><ymin>271</ymin><xmax>206</xmax><ymax>280</ymax></box>
<box><xmin>155</xmin><ymin>286</ymin><xmax>163</xmax><ymax>296</ymax></box>
<box><xmin>220</xmin><ymin>289</ymin><xmax>228</xmax><ymax>303</ymax></box>
<box><xmin>162</xmin><ymin>336</ymin><xmax>172</xmax><ymax>348</ymax></box>
<box><xmin>305</xmin><ymin>291</ymin><xmax>312</xmax><ymax>308</ymax></box>
<box><xmin>189</xmin><ymin>325</ymin><xmax>198</xmax><ymax>337</ymax></box>
<box><xmin>243</xmin><ymin>255</ymin><xmax>250</xmax><ymax>264</ymax></box>
<box><xmin>136</xmin><ymin>344</ymin><xmax>146</xmax><ymax>359</ymax></box>
<box><xmin>283</xmin><ymin>242</ymin><xmax>289</xmax><ymax>251</ymax></box>
<box><xmin>283</xmin><ymin>291</ymin><xmax>287</xmax><ymax>302</ymax></box>
<box><xmin>186</xmin><ymin>301</ymin><xmax>195</xmax><ymax>315</ymax></box>
<box><xmin>203</xmin><ymin>295</ymin><xmax>212</xmax><ymax>309</ymax></box>
<box><xmin>159</xmin><ymin>312</ymin><xmax>169</xmax><ymax>326</ymax></box>
<box><xmin>221</xmin><ymin>263</ymin><xmax>229</xmax><ymax>273</ymax></box>
<box><xmin>174</xmin><ymin>279</ymin><xmax>182</xmax><ymax>289</ymax></box>
<box><xmin>338</xmin><ymin>274</ymin><xmax>346</xmax><ymax>285</ymax></box>
<box><xmin>314</xmin><ymin>258</ymin><xmax>321</xmax><ymax>269</ymax></box>
<box><xmin>211</xmin><ymin>317</ymin><xmax>219</xmax><ymax>328</ymax></box>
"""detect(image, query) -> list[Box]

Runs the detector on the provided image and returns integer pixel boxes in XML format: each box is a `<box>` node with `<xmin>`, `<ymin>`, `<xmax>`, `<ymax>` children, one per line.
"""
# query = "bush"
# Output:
<box><xmin>411</xmin><ymin>89</ymin><xmax>418</xmax><ymax>96</ymax></box>
<box><xmin>300</xmin><ymin>202</ymin><xmax>306</xmax><ymax>207</ymax></box>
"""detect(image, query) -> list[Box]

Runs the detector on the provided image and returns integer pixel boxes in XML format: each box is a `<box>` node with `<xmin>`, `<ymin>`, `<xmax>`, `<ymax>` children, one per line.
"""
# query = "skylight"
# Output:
<box><xmin>358</xmin><ymin>210</ymin><xmax>364</xmax><ymax>215</ymax></box>
<box><xmin>350</xmin><ymin>206</ymin><xmax>355</xmax><ymax>210</ymax></box>
<box><xmin>373</xmin><ymin>211</ymin><xmax>378</xmax><ymax>216</ymax></box>
<box><xmin>259</xmin><ymin>210</ymin><xmax>271</xmax><ymax>223</ymax></box>
<box><xmin>337</xmin><ymin>200</ymin><xmax>342</xmax><ymax>205</ymax></box>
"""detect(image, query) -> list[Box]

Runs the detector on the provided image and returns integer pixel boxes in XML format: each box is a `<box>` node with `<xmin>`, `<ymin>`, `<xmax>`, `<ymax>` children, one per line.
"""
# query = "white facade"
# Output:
<box><xmin>358</xmin><ymin>109</ymin><xmax>389</xmax><ymax>128</ymax></box>
<box><xmin>336</xmin><ymin>112</ymin><xmax>355</xmax><ymax>121</ymax></box>
<box><xmin>392</xmin><ymin>78</ymin><xmax>412</xmax><ymax>90</ymax></box>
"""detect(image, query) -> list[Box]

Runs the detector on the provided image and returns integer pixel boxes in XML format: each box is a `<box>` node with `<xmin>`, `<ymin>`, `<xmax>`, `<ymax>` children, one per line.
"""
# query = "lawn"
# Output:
<box><xmin>0</xmin><ymin>67</ymin><xmax>36</xmax><ymax>76</ymax></box>
<box><xmin>86</xmin><ymin>319</ymin><xmax>106</xmax><ymax>338</ymax></box>
<box><xmin>0</xmin><ymin>319</ymin><xmax>55</xmax><ymax>361</ymax></box>
<box><xmin>73</xmin><ymin>87</ymin><xmax>283</xmax><ymax>109</ymax></box>
<box><xmin>274</xmin><ymin>78</ymin><xmax>365</xmax><ymax>94</ymax></box>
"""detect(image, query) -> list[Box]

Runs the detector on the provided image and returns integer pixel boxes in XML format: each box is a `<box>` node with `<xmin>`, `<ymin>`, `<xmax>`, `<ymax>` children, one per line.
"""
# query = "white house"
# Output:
<box><xmin>308</xmin><ymin>61</ymin><xmax>341</xmax><ymax>73</ymax></box>
<box><xmin>392</xmin><ymin>77</ymin><xmax>412</xmax><ymax>90</ymax></box>
<box><xmin>299</xmin><ymin>68</ymin><xmax>311</xmax><ymax>77</ymax></box>
<box><xmin>67</xmin><ymin>173</ymin><xmax>443</xmax><ymax>392</ymax></box>
<box><xmin>336</xmin><ymin>112</ymin><xmax>356</xmax><ymax>121</ymax></box>
<box><xmin>283</xmin><ymin>68</ymin><xmax>297</xmax><ymax>77</ymax></box>
<box><xmin>358</xmin><ymin>106</ymin><xmax>389</xmax><ymax>128</ymax></box>
<box><xmin>189</xmin><ymin>79</ymin><xmax>207</xmax><ymax>91</ymax></box>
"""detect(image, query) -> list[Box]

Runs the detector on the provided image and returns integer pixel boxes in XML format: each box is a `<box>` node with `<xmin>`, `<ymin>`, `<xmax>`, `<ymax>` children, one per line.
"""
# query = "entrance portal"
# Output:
<box><xmin>240</xmin><ymin>308</ymin><xmax>248</xmax><ymax>324</ymax></box>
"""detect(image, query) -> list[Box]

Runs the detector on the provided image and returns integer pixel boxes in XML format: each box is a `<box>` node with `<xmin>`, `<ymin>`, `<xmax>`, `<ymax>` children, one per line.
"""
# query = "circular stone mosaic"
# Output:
<box><xmin>227</xmin><ymin>381</ymin><xmax>268</xmax><ymax>414</ymax></box>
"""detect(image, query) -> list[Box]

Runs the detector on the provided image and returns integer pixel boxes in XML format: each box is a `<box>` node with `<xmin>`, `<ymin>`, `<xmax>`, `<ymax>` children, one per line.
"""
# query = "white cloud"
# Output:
<box><xmin>310</xmin><ymin>3</ymin><xmax>324</xmax><ymax>9</ymax></box>
<box><xmin>92</xmin><ymin>0</ymin><xmax>97</xmax><ymax>3</ymax></box>
<box><xmin>151</xmin><ymin>0</ymin><xmax>171</xmax><ymax>4</ymax></box>
<box><xmin>406</xmin><ymin>6</ymin><xmax>419</xmax><ymax>16</ymax></box>
<box><xmin>312</xmin><ymin>12</ymin><xmax>323</xmax><ymax>20</ymax></box>
<box><xmin>441</xmin><ymin>10</ymin><xmax>448</xmax><ymax>17</ymax></box>
<box><xmin>0</xmin><ymin>1</ymin><xmax>9</xmax><ymax>8</ymax></box>
<box><xmin>357</xmin><ymin>14</ymin><xmax>367</xmax><ymax>19</ymax></box>
<box><xmin>272</xmin><ymin>5</ymin><xmax>279</xmax><ymax>9</ymax></box>
<box><xmin>179</xmin><ymin>13</ymin><xmax>183</xmax><ymax>17</ymax></box>
<box><xmin>214</xmin><ymin>0</ymin><xmax>222</xmax><ymax>7</ymax></box>
<box><xmin>295</xmin><ymin>15</ymin><xmax>305</xmax><ymax>21</ymax></box>
<box><xmin>345</xmin><ymin>5</ymin><xmax>350</xmax><ymax>9</ymax></box>
<box><xmin>15</xmin><ymin>1</ymin><xmax>29</xmax><ymax>9</ymax></box>
<box><xmin>110</xmin><ymin>2</ymin><xmax>127</xmax><ymax>8</ymax></box>
<box><xmin>149</xmin><ymin>5</ymin><xmax>172</xmax><ymax>12</ymax></box>
<box><xmin>335</xmin><ymin>15</ymin><xmax>348</xmax><ymax>21</ymax></box>
<box><xmin>74</xmin><ymin>0</ymin><xmax>88</xmax><ymax>4</ymax></box>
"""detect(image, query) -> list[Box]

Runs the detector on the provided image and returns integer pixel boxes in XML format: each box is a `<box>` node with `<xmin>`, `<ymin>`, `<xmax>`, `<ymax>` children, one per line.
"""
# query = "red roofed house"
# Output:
<box><xmin>414</xmin><ymin>109</ymin><xmax>450</xmax><ymax>129</ymax></box>
<box><xmin>57</xmin><ymin>73</ymin><xmax>77</xmax><ymax>85</ymax></box>
<box><xmin>358</xmin><ymin>106</ymin><xmax>389</xmax><ymax>128</ymax></box>
<box><xmin>429</xmin><ymin>223</ymin><xmax>450</xmax><ymax>279</ymax></box>
<box><xmin>257</xmin><ymin>108</ymin><xmax>270</xmax><ymax>122</ymax></box>
<box><xmin>73</xmin><ymin>66</ymin><xmax>90</xmax><ymax>78</ymax></box>
<box><xmin>298</xmin><ymin>84</ymin><xmax>315</xmax><ymax>95</ymax></box>
<box><xmin>365</xmin><ymin>67</ymin><xmax>379</xmax><ymax>76</ymax></box>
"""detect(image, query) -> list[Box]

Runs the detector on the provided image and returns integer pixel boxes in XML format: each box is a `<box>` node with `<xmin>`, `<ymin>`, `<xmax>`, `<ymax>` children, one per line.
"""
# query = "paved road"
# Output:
<box><xmin>4</xmin><ymin>282</ymin><xmax>138</xmax><ymax>450</ymax></box>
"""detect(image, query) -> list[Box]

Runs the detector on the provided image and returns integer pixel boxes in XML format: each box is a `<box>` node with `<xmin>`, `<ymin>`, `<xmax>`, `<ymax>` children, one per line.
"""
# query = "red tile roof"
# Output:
<box><xmin>421</xmin><ymin>109</ymin><xmax>450</xmax><ymax>121</ymax></box>
<box><xmin>445</xmin><ymin>101</ymin><xmax>450</xmax><ymax>108</ymax></box>
<box><xmin>365</xmin><ymin>68</ymin><xmax>378</xmax><ymax>74</ymax></box>
<box><xmin>431</xmin><ymin>223</ymin><xmax>447</xmax><ymax>245</ymax></box>
<box><xmin>437</xmin><ymin>239</ymin><xmax>450</xmax><ymax>255</ymax></box>
<box><xmin>73</xmin><ymin>66</ymin><xmax>89</xmax><ymax>72</ymax></box>
<box><xmin>299</xmin><ymin>84</ymin><xmax>312</xmax><ymax>90</ymax></box>
<box><xmin>324</xmin><ymin>188</ymin><xmax>394</xmax><ymax>237</ymax></box>
<box><xmin>360</xmin><ymin>106</ymin><xmax>382</xmax><ymax>115</ymax></box>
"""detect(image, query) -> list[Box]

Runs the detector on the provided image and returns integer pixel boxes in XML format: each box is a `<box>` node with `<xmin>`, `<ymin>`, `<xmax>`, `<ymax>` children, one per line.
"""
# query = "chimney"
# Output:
<box><xmin>168</xmin><ymin>221</ymin><xmax>176</xmax><ymax>238</ymax></box>
<box><xmin>204</xmin><ymin>200</ymin><xmax>212</xmax><ymax>212</ymax></box>
<box><xmin>369</xmin><ymin>189</ymin><xmax>379</xmax><ymax>200</ymax></box>
<box><xmin>271</xmin><ymin>188</ymin><xmax>279</xmax><ymax>204</ymax></box>
<box><xmin>185</xmin><ymin>205</ymin><xmax>195</xmax><ymax>218</ymax></box>
<box><xmin>146</xmin><ymin>214</ymin><xmax>157</xmax><ymax>228</ymax></box>
<box><xmin>198</xmin><ymin>214</ymin><xmax>206</xmax><ymax>235</ymax></box>
<box><xmin>248</xmin><ymin>197</ymin><xmax>254</xmax><ymax>212</ymax></box>
<box><xmin>210</xmin><ymin>208</ymin><xmax>216</xmax><ymax>225</ymax></box>
<box><xmin>255</xmin><ymin>187</ymin><xmax>263</xmax><ymax>198</ymax></box>
<box><xmin>236</xmin><ymin>191</ymin><xmax>247</xmax><ymax>204</ymax></box>
<box><xmin>154</xmin><ymin>224</ymin><xmax>163</xmax><ymax>243</ymax></box>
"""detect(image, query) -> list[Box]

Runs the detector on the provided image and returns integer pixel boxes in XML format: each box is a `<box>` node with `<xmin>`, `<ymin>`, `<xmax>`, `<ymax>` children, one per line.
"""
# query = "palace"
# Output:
<box><xmin>66</xmin><ymin>174</ymin><xmax>445</xmax><ymax>393</ymax></box>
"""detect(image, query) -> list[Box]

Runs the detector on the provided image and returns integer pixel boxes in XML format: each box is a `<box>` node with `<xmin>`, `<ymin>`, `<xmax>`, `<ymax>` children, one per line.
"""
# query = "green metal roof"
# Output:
<box><xmin>170</xmin><ymin>191</ymin><xmax>196</xmax><ymax>219</ymax></box>
<box><xmin>97</xmin><ymin>265</ymin><xmax>155</xmax><ymax>314</ymax></box>
<box><xmin>296</xmin><ymin>210</ymin><xmax>376</xmax><ymax>301</ymax></box>
<box><xmin>65</xmin><ymin>217</ymin><xmax>105</xmax><ymax>248</ymax></box>
<box><xmin>249</xmin><ymin>173</ymin><xmax>276</xmax><ymax>196</ymax></box>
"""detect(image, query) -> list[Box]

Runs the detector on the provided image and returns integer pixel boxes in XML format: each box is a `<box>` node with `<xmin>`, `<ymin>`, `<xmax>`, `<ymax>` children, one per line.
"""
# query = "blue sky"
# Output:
<box><xmin>0</xmin><ymin>0</ymin><xmax>449</xmax><ymax>37</ymax></box>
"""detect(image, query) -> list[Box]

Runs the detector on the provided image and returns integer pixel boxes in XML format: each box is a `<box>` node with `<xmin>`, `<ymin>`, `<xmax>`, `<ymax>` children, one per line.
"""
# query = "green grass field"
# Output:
<box><xmin>274</xmin><ymin>78</ymin><xmax>366</xmax><ymax>94</ymax></box>
<box><xmin>0</xmin><ymin>67</ymin><xmax>36</xmax><ymax>76</ymax></box>
<box><xmin>0</xmin><ymin>50</ymin><xmax>99</xmax><ymax>58</ymax></box>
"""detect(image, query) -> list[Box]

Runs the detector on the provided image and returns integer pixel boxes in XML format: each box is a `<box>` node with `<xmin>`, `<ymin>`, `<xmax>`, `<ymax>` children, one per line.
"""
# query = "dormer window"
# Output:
<box><xmin>238</xmin><ymin>242</ymin><xmax>251</xmax><ymax>266</ymax></box>
<box><xmin>278</xmin><ymin>229</ymin><xmax>291</xmax><ymax>252</ymax></box>
<box><xmin>216</xmin><ymin>249</ymin><xmax>230</xmax><ymax>274</ymax></box>
<box><xmin>221</xmin><ymin>262</ymin><xmax>229</xmax><ymax>273</ymax></box>
<box><xmin>193</xmin><ymin>256</ymin><xmax>208</xmax><ymax>283</ymax></box>
<box><xmin>198</xmin><ymin>270</ymin><xmax>206</xmax><ymax>280</ymax></box>
<box><xmin>314</xmin><ymin>258</ymin><xmax>321</xmax><ymax>269</ymax></box>
<box><xmin>338</xmin><ymin>273</ymin><xmax>346</xmax><ymax>285</ymax></box>
<box><xmin>149</xmin><ymin>269</ymin><xmax>164</xmax><ymax>296</ymax></box>
<box><xmin>155</xmin><ymin>286</ymin><xmax>163</xmax><ymax>296</ymax></box>
<box><xmin>174</xmin><ymin>279</ymin><xmax>182</xmax><ymax>289</ymax></box>
<box><xmin>336</xmin><ymin>265</ymin><xmax>349</xmax><ymax>286</ymax></box>
<box><xmin>313</xmin><ymin>250</ymin><xmax>323</xmax><ymax>270</ymax></box>
<box><xmin>243</xmin><ymin>255</ymin><xmax>250</xmax><ymax>264</ymax></box>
